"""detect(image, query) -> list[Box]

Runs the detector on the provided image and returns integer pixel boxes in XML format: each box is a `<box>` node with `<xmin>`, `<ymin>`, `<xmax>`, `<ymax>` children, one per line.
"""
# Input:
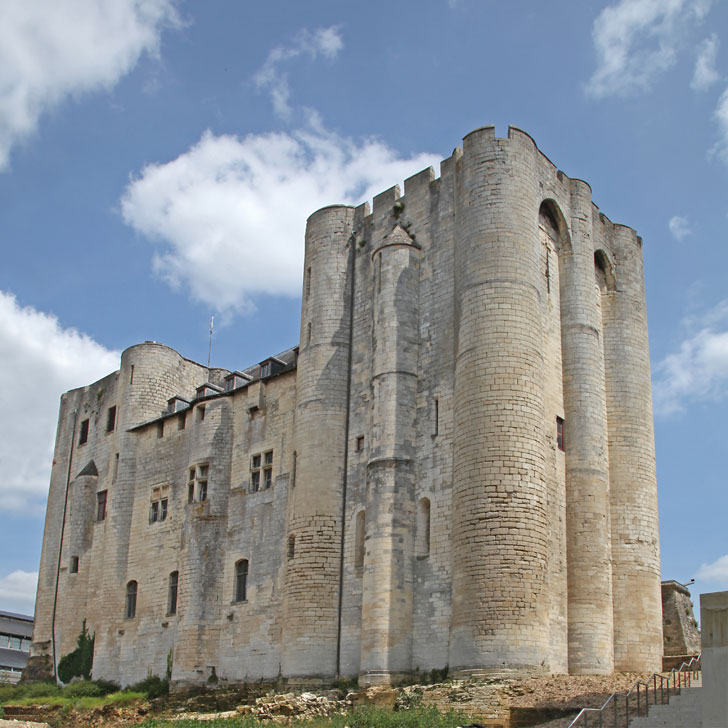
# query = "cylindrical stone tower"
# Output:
<box><xmin>603</xmin><ymin>225</ymin><xmax>662</xmax><ymax>672</ymax></box>
<box><xmin>449</xmin><ymin>127</ymin><xmax>550</xmax><ymax>674</ymax></box>
<box><xmin>360</xmin><ymin>223</ymin><xmax>419</xmax><ymax>686</ymax></box>
<box><xmin>561</xmin><ymin>180</ymin><xmax>614</xmax><ymax>674</ymax></box>
<box><xmin>282</xmin><ymin>205</ymin><xmax>355</xmax><ymax>679</ymax></box>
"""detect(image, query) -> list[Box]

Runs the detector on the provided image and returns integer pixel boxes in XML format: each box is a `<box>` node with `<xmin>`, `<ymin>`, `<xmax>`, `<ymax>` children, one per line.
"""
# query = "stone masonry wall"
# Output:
<box><xmin>31</xmin><ymin>125</ymin><xmax>663</xmax><ymax>688</ymax></box>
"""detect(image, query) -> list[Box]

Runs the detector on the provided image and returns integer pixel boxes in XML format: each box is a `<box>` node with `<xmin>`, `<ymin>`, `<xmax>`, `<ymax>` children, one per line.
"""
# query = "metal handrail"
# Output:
<box><xmin>567</xmin><ymin>654</ymin><xmax>701</xmax><ymax>728</ymax></box>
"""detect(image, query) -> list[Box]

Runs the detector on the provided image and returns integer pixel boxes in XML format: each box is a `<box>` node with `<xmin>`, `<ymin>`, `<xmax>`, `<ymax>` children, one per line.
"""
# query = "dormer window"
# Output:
<box><xmin>259</xmin><ymin>362</ymin><xmax>272</xmax><ymax>378</ymax></box>
<box><xmin>195</xmin><ymin>383</ymin><xmax>222</xmax><ymax>399</ymax></box>
<box><xmin>224</xmin><ymin>371</ymin><xmax>252</xmax><ymax>391</ymax></box>
<box><xmin>167</xmin><ymin>396</ymin><xmax>189</xmax><ymax>414</ymax></box>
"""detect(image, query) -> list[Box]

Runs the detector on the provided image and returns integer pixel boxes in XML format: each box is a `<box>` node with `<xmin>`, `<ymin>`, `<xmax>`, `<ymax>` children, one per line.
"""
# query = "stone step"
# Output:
<box><xmin>628</xmin><ymin>687</ymin><xmax>702</xmax><ymax>728</ymax></box>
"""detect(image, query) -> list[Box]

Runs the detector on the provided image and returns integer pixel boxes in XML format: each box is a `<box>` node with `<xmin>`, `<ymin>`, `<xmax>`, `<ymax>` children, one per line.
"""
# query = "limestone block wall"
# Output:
<box><xmin>661</xmin><ymin>581</ymin><xmax>700</xmax><ymax>657</ymax></box>
<box><xmin>32</xmin><ymin>124</ymin><xmax>663</xmax><ymax>688</ymax></box>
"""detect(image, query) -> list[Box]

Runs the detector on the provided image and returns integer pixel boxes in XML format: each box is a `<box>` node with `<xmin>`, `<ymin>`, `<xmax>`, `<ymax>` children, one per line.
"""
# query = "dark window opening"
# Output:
<box><xmin>188</xmin><ymin>482</ymin><xmax>195</xmax><ymax>503</ymax></box>
<box><xmin>113</xmin><ymin>453</ymin><xmax>119</xmax><ymax>482</ymax></box>
<box><xmin>70</xmin><ymin>555</ymin><xmax>79</xmax><ymax>573</ymax></box>
<box><xmin>96</xmin><ymin>490</ymin><xmax>107</xmax><ymax>521</ymax></box>
<box><xmin>151</xmin><ymin>501</ymin><xmax>159</xmax><ymax>522</ymax></box>
<box><xmin>306</xmin><ymin>266</ymin><xmax>311</xmax><ymax>298</ymax></box>
<box><xmin>307</xmin><ymin>321</ymin><xmax>312</xmax><ymax>346</ymax></box>
<box><xmin>79</xmin><ymin>419</ymin><xmax>89</xmax><ymax>445</ymax></box>
<box><xmin>263</xmin><ymin>450</ymin><xmax>273</xmax><ymax>489</ymax></box>
<box><xmin>433</xmin><ymin>398</ymin><xmax>439</xmax><ymax>437</ymax></box>
<box><xmin>178</xmin><ymin>412</ymin><xmax>186</xmax><ymax>430</ymax></box>
<box><xmin>157</xmin><ymin>421</ymin><xmax>164</xmax><ymax>439</ymax></box>
<box><xmin>355</xmin><ymin>510</ymin><xmax>365</xmax><ymax>569</ymax></box>
<box><xmin>556</xmin><ymin>416</ymin><xmax>565</xmax><ymax>452</ymax></box>
<box><xmin>288</xmin><ymin>534</ymin><xmax>295</xmax><ymax>559</ymax></box>
<box><xmin>168</xmin><ymin>571</ymin><xmax>178</xmax><ymax>615</ymax></box>
<box><xmin>197</xmin><ymin>405</ymin><xmax>205</xmax><ymax>422</ymax></box>
<box><xmin>356</xmin><ymin>435</ymin><xmax>364</xmax><ymax>452</ymax></box>
<box><xmin>106</xmin><ymin>406</ymin><xmax>117</xmax><ymax>432</ymax></box>
<box><xmin>160</xmin><ymin>498</ymin><xmax>168</xmax><ymax>520</ymax></box>
<box><xmin>129</xmin><ymin>365</ymin><xmax>134</xmax><ymax>384</ymax></box>
<box><xmin>291</xmin><ymin>451</ymin><xmax>297</xmax><ymax>488</ymax></box>
<box><xmin>235</xmin><ymin>559</ymin><xmax>248</xmax><ymax>602</ymax></box>
<box><xmin>416</xmin><ymin>498</ymin><xmax>431</xmax><ymax>557</ymax></box>
<box><xmin>125</xmin><ymin>580</ymin><xmax>137</xmax><ymax>619</ymax></box>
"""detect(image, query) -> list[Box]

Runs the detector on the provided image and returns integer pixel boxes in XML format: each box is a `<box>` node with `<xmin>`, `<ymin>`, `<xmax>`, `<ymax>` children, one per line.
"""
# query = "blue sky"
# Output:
<box><xmin>1</xmin><ymin>0</ymin><xmax>727</xmax><ymax>619</ymax></box>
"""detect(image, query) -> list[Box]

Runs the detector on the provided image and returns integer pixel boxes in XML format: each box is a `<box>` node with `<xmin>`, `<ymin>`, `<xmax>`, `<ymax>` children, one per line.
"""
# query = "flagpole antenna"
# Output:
<box><xmin>207</xmin><ymin>315</ymin><xmax>214</xmax><ymax>369</ymax></box>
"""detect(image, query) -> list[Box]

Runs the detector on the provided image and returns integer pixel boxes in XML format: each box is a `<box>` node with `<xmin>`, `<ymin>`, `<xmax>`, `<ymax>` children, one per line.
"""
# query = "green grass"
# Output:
<box><xmin>2</xmin><ymin>690</ymin><xmax>144</xmax><ymax>709</ymax></box>
<box><xmin>141</xmin><ymin>705</ymin><xmax>468</xmax><ymax>728</ymax></box>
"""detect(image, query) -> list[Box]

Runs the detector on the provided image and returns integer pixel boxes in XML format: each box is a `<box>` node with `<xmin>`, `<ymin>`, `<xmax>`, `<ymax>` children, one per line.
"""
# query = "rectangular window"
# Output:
<box><xmin>113</xmin><ymin>453</ymin><xmax>119</xmax><ymax>483</ymax></box>
<box><xmin>197</xmin><ymin>405</ymin><xmax>205</xmax><ymax>422</ymax></box>
<box><xmin>433</xmin><ymin>397</ymin><xmax>439</xmax><ymax>437</ymax></box>
<box><xmin>106</xmin><ymin>406</ymin><xmax>117</xmax><ymax>432</ymax></box>
<box><xmin>151</xmin><ymin>501</ymin><xmax>159</xmax><ymax>522</ymax></box>
<box><xmin>125</xmin><ymin>581</ymin><xmax>137</xmax><ymax>619</ymax></box>
<box><xmin>291</xmin><ymin>451</ymin><xmax>297</xmax><ymax>489</ymax></box>
<box><xmin>263</xmin><ymin>450</ymin><xmax>273</xmax><ymax>489</ymax></box>
<box><xmin>260</xmin><ymin>361</ymin><xmax>271</xmax><ymax>378</ymax></box>
<box><xmin>178</xmin><ymin>412</ymin><xmax>186</xmax><ymax>430</ymax></box>
<box><xmin>79</xmin><ymin>418</ymin><xmax>89</xmax><ymax>445</ymax></box>
<box><xmin>251</xmin><ymin>470</ymin><xmax>260</xmax><ymax>492</ymax></box>
<box><xmin>556</xmin><ymin>416</ymin><xmax>565</xmax><ymax>452</ymax></box>
<box><xmin>188</xmin><ymin>465</ymin><xmax>209</xmax><ymax>502</ymax></box>
<box><xmin>235</xmin><ymin>559</ymin><xmax>248</xmax><ymax>602</ymax></box>
<box><xmin>168</xmin><ymin>571</ymin><xmax>178</xmax><ymax>615</ymax></box>
<box><xmin>157</xmin><ymin>421</ymin><xmax>164</xmax><ymax>439</ymax></box>
<box><xmin>160</xmin><ymin>498</ymin><xmax>168</xmax><ymax>521</ymax></box>
<box><xmin>356</xmin><ymin>435</ymin><xmax>364</xmax><ymax>452</ymax></box>
<box><xmin>97</xmin><ymin>490</ymin><xmax>107</xmax><ymax>521</ymax></box>
<box><xmin>306</xmin><ymin>266</ymin><xmax>311</xmax><ymax>298</ymax></box>
<box><xmin>70</xmin><ymin>555</ymin><xmax>79</xmax><ymax>573</ymax></box>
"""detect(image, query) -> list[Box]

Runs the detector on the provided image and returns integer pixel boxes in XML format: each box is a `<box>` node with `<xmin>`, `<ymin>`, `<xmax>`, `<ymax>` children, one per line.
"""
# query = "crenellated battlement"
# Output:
<box><xmin>32</xmin><ymin>124</ymin><xmax>661</xmax><ymax>690</ymax></box>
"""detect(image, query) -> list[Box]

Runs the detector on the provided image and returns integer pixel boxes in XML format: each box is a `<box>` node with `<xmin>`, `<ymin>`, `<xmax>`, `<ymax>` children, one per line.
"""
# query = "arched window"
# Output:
<box><xmin>288</xmin><ymin>535</ymin><xmax>295</xmax><ymax>560</ymax></box>
<box><xmin>234</xmin><ymin>559</ymin><xmax>248</xmax><ymax>603</ymax></box>
<box><xmin>416</xmin><ymin>498</ymin><xmax>431</xmax><ymax>558</ymax></box>
<box><xmin>594</xmin><ymin>250</ymin><xmax>616</xmax><ymax>292</ymax></box>
<box><xmin>125</xmin><ymin>580</ymin><xmax>137</xmax><ymax>619</ymax></box>
<box><xmin>354</xmin><ymin>510</ymin><xmax>366</xmax><ymax>569</ymax></box>
<box><xmin>168</xmin><ymin>571</ymin><xmax>178</xmax><ymax>615</ymax></box>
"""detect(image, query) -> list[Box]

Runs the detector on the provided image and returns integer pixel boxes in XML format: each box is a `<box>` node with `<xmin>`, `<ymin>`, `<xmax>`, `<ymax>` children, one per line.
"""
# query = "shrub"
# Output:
<box><xmin>62</xmin><ymin>680</ymin><xmax>102</xmax><ymax>698</ymax></box>
<box><xmin>58</xmin><ymin>619</ymin><xmax>94</xmax><ymax>683</ymax></box>
<box><xmin>126</xmin><ymin>675</ymin><xmax>169</xmax><ymax>699</ymax></box>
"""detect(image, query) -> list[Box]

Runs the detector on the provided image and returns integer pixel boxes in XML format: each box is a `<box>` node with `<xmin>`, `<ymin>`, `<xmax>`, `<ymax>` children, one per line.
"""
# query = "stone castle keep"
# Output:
<box><xmin>31</xmin><ymin>126</ymin><xmax>662</xmax><ymax>688</ymax></box>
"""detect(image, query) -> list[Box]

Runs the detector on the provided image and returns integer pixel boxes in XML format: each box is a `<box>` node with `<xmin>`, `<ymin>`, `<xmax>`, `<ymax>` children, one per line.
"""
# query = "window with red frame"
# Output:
<box><xmin>556</xmin><ymin>417</ymin><xmax>565</xmax><ymax>452</ymax></box>
<box><xmin>96</xmin><ymin>490</ymin><xmax>108</xmax><ymax>521</ymax></box>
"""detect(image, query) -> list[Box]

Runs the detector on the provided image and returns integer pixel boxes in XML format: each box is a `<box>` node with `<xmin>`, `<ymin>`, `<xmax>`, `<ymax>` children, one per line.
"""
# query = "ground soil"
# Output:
<box><xmin>1</xmin><ymin>671</ymin><xmax>683</xmax><ymax>728</ymax></box>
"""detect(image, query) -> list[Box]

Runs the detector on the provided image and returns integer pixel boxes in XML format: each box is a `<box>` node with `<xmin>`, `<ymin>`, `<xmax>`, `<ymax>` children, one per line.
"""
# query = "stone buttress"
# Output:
<box><xmin>282</xmin><ymin>205</ymin><xmax>355</xmax><ymax>679</ymax></box>
<box><xmin>360</xmin><ymin>189</ymin><xmax>420</xmax><ymax>686</ymax></box>
<box><xmin>449</xmin><ymin>127</ymin><xmax>551</xmax><ymax>674</ymax></box>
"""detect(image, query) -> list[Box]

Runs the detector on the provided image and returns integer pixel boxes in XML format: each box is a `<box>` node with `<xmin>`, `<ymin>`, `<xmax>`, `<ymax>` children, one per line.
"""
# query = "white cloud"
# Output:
<box><xmin>691</xmin><ymin>34</ymin><xmax>720</xmax><ymax>91</ymax></box>
<box><xmin>586</xmin><ymin>0</ymin><xmax>713</xmax><ymax>99</ymax></box>
<box><xmin>120</xmin><ymin>121</ymin><xmax>441</xmax><ymax>314</ymax></box>
<box><xmin>0</xmin><ymin>0</ymin><xmax>180</xmax><ymax>169</ymax></box>
<box><xmin>653</xmin><ymin>299</ymin><xmax>728</xmax><ymax>416</ymax></box>
<box><xmin>710</xmin><ymin>86</ymin><xmax>728</xmax><ymax>164</ymax></box>
<box><xmin>0</xmin><ymin>570</ymin><xmax>38</xmax><ymax>615</ymax></box>
<box><xmin>0</xmin><ymin>291</ymin><xmax>119</xmax><ymax>514</ymax></box>
<box><xmin>253</xmin><ymin>26</ymin><xmax>343</xmax><ymax>118</ymax></box>
<box><xmin>668</xmin><ymin>215</ymin><xmax>692</xmax><ymax>240</ymax></box>
<box><xmin>696</xmin><ymin>554</ymin><xmax>728</xmax><ymax>587</ymax></box>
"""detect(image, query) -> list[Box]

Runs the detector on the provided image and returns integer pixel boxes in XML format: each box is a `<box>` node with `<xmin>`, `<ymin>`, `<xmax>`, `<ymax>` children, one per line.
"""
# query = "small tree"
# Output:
<box><xmin>57</xmin><ymin>619</ymin><xmax>94</xmax><ymax>683</ymax></box>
